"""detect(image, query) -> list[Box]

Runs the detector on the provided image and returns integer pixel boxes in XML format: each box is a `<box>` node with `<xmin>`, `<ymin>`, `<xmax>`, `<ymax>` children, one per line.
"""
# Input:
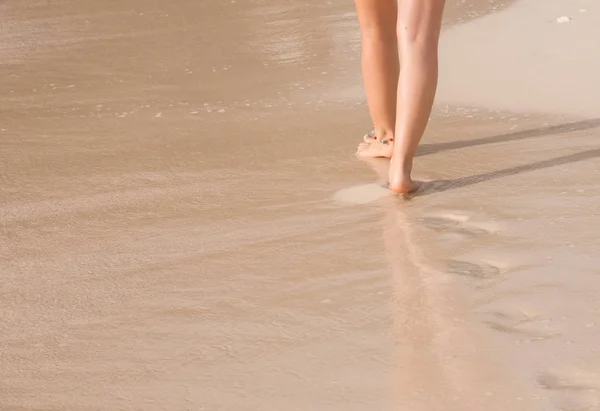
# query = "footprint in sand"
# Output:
<box><xmin>538</xmin><ymin>370</ymin><xmax>600</xmax><ymax>411</ymax></box>
<box><xmin>419</xmin><ymin>211</ymin><xmax>498</xmax><ymax>238</ymax></box>
<box><xmin>538</xmin><ymin>370</ymin><xmax>600</xmax><ymax>392</ymax></box>
<box><xmin>482</xmin><ymin>310</ymin><xmax>562</xmax><ymax>341</ymax></box>
<box><xmin>447</xmin><ymin>259</ymin><xmax>501</xmax><ymax>279</ymax></box>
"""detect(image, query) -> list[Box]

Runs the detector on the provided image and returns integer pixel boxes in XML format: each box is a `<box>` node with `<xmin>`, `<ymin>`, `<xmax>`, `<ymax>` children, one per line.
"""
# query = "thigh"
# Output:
<box><xmin>397</xmin><ymin>0</ymin><xmax>445</xmax><ymax>42</ymax></box>
<box><xmin>354</xmin><ymin>0</ymin><xmax>397</xmax><ymax>39</ymax></box>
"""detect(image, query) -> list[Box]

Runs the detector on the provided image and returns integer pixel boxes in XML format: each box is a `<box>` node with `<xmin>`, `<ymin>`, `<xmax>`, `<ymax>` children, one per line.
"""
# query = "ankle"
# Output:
<box><xmin>391</xmin><ymin>155</ymin><xmax>413</xmax><ymax>173</ymax></box>
<box><xmin>373</xmin><ymin>127</ymin><xmax>394</xmax><ymax>142</ymax></box>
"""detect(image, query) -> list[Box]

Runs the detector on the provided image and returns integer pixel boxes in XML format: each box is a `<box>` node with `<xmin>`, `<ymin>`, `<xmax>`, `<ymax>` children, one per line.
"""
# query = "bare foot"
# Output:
<box><xmin>356</xmin><ymin>133</ymin><xmax>394</xmax><ymax>158</ymax></box>
<box><xmin>388</xmin><ymin>158</ymin><xmax>417</xmax><ymax>194</ymax></box>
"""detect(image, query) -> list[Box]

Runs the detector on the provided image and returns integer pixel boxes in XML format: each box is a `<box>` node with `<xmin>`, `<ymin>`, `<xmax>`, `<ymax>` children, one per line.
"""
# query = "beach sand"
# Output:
<box><xmin>1</xmin><ymin>0</ymin><xmax>600</xmax><ymax>410</ymax></box>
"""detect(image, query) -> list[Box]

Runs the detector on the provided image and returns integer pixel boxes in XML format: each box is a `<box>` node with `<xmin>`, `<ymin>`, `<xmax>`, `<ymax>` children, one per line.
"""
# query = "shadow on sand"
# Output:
<box><xmin>418</xmin><ymin>118</ymin><xmax>600</xmax><ymax>156</ymax></box>
<box><xmin>410</xmin><ymin>118</ymin><xmax>600</xmax><ymax>196</ymax></box>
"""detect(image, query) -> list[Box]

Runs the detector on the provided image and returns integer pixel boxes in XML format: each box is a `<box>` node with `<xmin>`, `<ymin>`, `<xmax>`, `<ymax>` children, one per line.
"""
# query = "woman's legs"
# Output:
<box><xmin>389</xmin><ymin>0</ymin><xmax>445</xmax><ymax>193</ymax></box>
<box><xmin>354</xmin><ymin>0</ymin><xmax>399</xmax><ymax>159</ymax></box>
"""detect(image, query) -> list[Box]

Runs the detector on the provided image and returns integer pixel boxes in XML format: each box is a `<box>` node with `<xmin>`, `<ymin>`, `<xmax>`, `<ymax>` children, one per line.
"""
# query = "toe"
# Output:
<box><xmin>357</xmin><ymin>142</ymin><xmax>370</xmax><ymax>151</ymax></box>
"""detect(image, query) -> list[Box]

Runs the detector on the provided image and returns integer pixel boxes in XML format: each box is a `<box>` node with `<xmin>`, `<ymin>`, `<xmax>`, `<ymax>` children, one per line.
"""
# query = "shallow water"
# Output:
<box><xmin>2</xmin><ymin>0</ymin><xmax>600</xmax><ymax>410</ymax></box>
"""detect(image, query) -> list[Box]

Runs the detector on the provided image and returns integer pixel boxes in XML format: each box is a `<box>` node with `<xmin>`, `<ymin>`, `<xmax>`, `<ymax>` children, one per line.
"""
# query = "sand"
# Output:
<box><xmin>438</xmin><ymin>0</ymin><xmax>600</xmax><ymax>117</ymax></box>
<box><xmin>1</xmin><ymin>0</ymin><xmax>600</xmax><ymax>410</ymax></box>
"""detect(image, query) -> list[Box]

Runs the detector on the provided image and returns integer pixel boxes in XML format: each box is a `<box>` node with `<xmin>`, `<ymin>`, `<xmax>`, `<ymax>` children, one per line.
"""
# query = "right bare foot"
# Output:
<box><xmin>356</xmin><ymin>133</ymin><xmax>394</xmax><ymax>158</ymax></box>
<box><xmin>388</xmin><ymin>158</ymin><xmax>417</xmax><ymax>194</ymax></box>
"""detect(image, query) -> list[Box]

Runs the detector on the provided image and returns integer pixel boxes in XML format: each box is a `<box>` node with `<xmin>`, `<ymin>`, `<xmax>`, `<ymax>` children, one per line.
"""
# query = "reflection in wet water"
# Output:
<box><xmin>355</xmin><ymin>159</ymin><xmax>537</xmax><ymax>410</ymax></box>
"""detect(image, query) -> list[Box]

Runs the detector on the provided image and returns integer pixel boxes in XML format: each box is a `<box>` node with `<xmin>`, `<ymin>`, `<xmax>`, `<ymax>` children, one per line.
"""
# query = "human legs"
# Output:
<box><xmin>389</xmin><ymin>0</ymin><xmax>445</xmax><ymax>193</ymax></box>
<box><xmin>354</xmin><ymin>0</ymin><xmax>399</xmax><ymax>159</ymax></box>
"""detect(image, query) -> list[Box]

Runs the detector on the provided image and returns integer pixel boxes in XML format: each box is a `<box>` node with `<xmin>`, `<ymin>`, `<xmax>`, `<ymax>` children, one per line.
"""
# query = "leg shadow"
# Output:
<box><xmin>415</xmin><ymin>148</ymin><xmax>600</xmax><ymax>196</ymax></box>
<box><xmin>418</xmin><ymin>118</ymin><xmax>600</xmax><ymax>157</ymax></box>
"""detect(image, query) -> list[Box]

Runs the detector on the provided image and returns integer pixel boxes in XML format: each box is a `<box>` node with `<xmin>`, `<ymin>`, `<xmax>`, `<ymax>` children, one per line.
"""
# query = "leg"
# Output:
<box><xmin>389</xmin><ymin>0</ymin><xmax>445</xmax><ymax>193</ymax></box>
<box><xmin>354</xmin><ymin>0</ymin><xmax>399</xmax><ymax>158</ymax></box>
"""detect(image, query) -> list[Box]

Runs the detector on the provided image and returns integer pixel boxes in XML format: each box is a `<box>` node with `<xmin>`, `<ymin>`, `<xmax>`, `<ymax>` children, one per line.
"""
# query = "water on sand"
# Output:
<box><xmin>2</xmin><ymin>0</ymin><xmax>600</xmax><ymax>410</ymax></box>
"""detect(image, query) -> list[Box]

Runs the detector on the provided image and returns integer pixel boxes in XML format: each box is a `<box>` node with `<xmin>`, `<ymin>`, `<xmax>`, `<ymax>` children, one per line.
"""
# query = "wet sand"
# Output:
<box><xmin>2</xmin><ymin>0</ymin><xmax>600</xmax><ymax>410</ymax></box>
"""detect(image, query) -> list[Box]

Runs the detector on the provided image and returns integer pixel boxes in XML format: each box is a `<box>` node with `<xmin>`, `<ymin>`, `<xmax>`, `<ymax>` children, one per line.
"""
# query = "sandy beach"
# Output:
<box><xmin>2</xmin><ymin>0</ymin><xmax>600</xmax><ymax>410</ymax></box>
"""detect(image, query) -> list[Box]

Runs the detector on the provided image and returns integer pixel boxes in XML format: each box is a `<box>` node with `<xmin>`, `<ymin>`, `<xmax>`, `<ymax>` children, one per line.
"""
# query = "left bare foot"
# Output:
<box><xmin>356</xmin><ymin>133</ymin><xmax>394</xmax><ymax>158</ymax></box>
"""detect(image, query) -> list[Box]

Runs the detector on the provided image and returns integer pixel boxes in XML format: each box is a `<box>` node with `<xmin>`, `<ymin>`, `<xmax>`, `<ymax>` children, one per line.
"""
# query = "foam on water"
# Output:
<box><xmin>332</xmin><ymin>183</ymin><xmax>393</xmax><ymax>205</ymax></box>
